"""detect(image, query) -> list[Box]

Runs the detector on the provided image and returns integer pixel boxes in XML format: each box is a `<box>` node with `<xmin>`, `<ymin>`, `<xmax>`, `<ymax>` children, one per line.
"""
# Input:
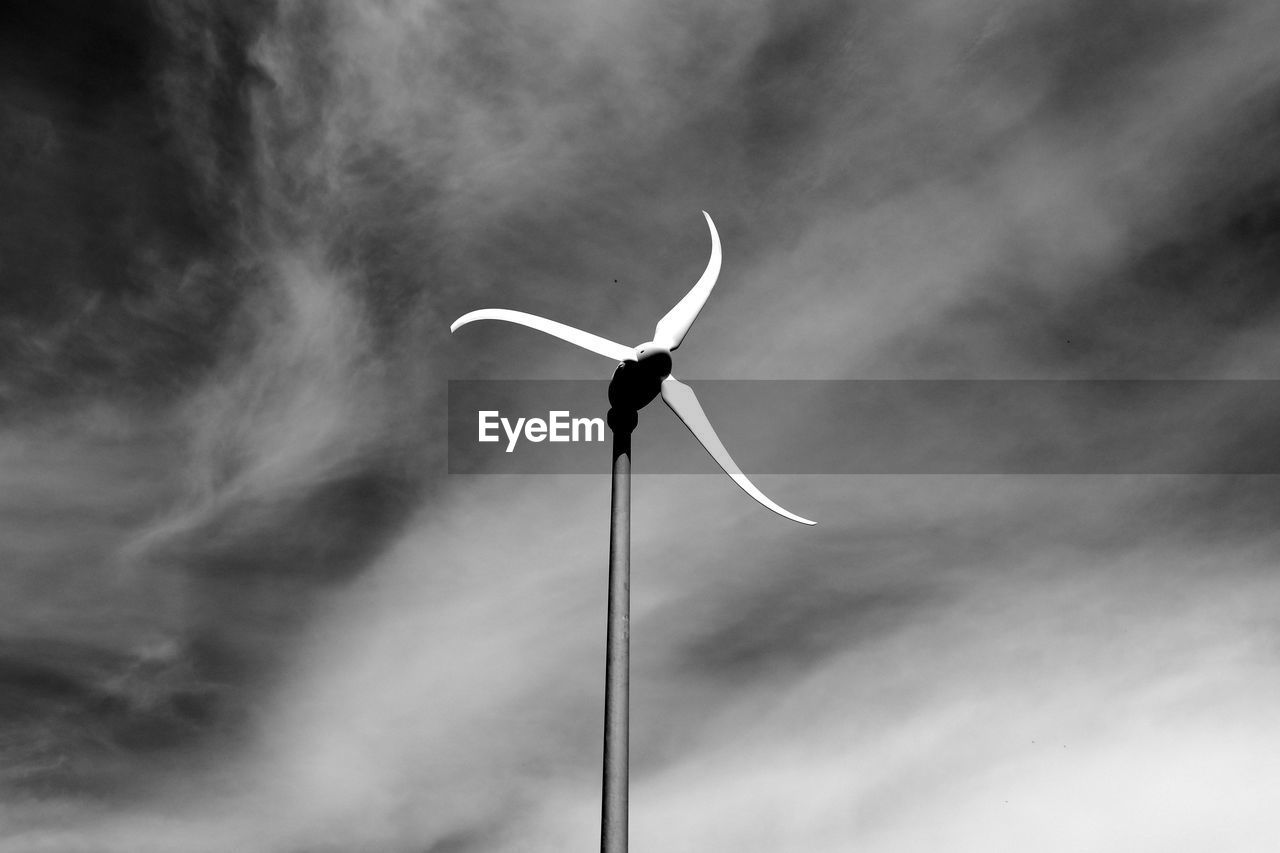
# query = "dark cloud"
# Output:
<box><xmin>678</xmin><ymin>573</ymin><xmax>945</xmax><ymax>681</ymax></box>
<box><xmin>0</xmin><ymin>0</ymin><xmax>269</xmax><ymax>409</ymax></box>
<box><xmin>967</xmin><ymin>0</ymin><xmax>1225</xmax><ymax>120</ymax></box>
<box><xmin>908</xmin><ymin>123</ymin><xmax>1280</xmax><ymax>377</ymax></box>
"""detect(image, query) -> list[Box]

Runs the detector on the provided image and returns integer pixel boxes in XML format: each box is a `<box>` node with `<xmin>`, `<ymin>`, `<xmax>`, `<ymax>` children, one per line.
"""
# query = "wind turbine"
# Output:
<box><xmin>451</xmin><ymin>211</ymin><xmax>814</xmax><ymax>853</ymax></box>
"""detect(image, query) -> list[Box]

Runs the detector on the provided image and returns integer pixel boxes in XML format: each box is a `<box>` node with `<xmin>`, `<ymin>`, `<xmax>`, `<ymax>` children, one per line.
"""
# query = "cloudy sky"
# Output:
<box><xmin>4</xmin><ymin>0</ymin><xmax>1280</xmax><ymax>850</ymax></box>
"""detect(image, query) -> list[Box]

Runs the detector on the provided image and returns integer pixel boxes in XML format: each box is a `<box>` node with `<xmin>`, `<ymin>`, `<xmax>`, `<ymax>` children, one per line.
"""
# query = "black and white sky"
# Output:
<box><xmin>4</xmin><ymin>0</ymin><xmax>1280</xmax><ymax>849</ymax></box>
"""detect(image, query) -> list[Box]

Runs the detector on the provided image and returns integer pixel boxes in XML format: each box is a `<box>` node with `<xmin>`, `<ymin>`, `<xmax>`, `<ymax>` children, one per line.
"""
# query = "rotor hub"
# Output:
<box><xmin>608</xmin><ymin>343</ymin><xmax>671</xmax><ymax>413</ymax></box>
<box><xmin>633</xmin><ymin>341</ymin><xmax>672</xmax><ymax>377</ymax></box>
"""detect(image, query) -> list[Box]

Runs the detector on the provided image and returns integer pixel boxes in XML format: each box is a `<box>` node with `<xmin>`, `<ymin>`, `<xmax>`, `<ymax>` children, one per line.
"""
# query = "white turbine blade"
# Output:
<box><xmin>660</xmin><ymin>376</ymin><xmax>815</xmax><ymax>525</ymax></box>
<box><xmin>652</xmin><ymin>211</ymin><xmax>722</xmax><ymax>351</ymax></box>
<box><xmin>451</xmin><ymin>309</ymin><xmax>636</xmax><ymax>362</ymax></box>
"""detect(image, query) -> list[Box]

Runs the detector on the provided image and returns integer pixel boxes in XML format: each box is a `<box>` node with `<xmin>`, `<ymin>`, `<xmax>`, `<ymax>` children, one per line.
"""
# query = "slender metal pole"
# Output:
<box><xmin>602</xmin><ymin>408</ymin><xmax>635</xmax><ymax>853</ymax></box>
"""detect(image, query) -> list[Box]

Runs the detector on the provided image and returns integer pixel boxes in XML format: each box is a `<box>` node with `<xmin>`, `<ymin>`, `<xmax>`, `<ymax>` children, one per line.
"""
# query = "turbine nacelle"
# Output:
<box><xmin>451</xmin><ymin>212</ymin><xmax>815</xmax><ymax>525</ymax></box>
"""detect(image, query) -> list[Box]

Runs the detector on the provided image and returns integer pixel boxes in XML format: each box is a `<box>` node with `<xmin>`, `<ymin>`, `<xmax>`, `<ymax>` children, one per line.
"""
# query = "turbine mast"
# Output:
<box><xmin>601</xmin><ymin>405</ymin><xmax>636</xmax><ymax>853</ymax></box>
